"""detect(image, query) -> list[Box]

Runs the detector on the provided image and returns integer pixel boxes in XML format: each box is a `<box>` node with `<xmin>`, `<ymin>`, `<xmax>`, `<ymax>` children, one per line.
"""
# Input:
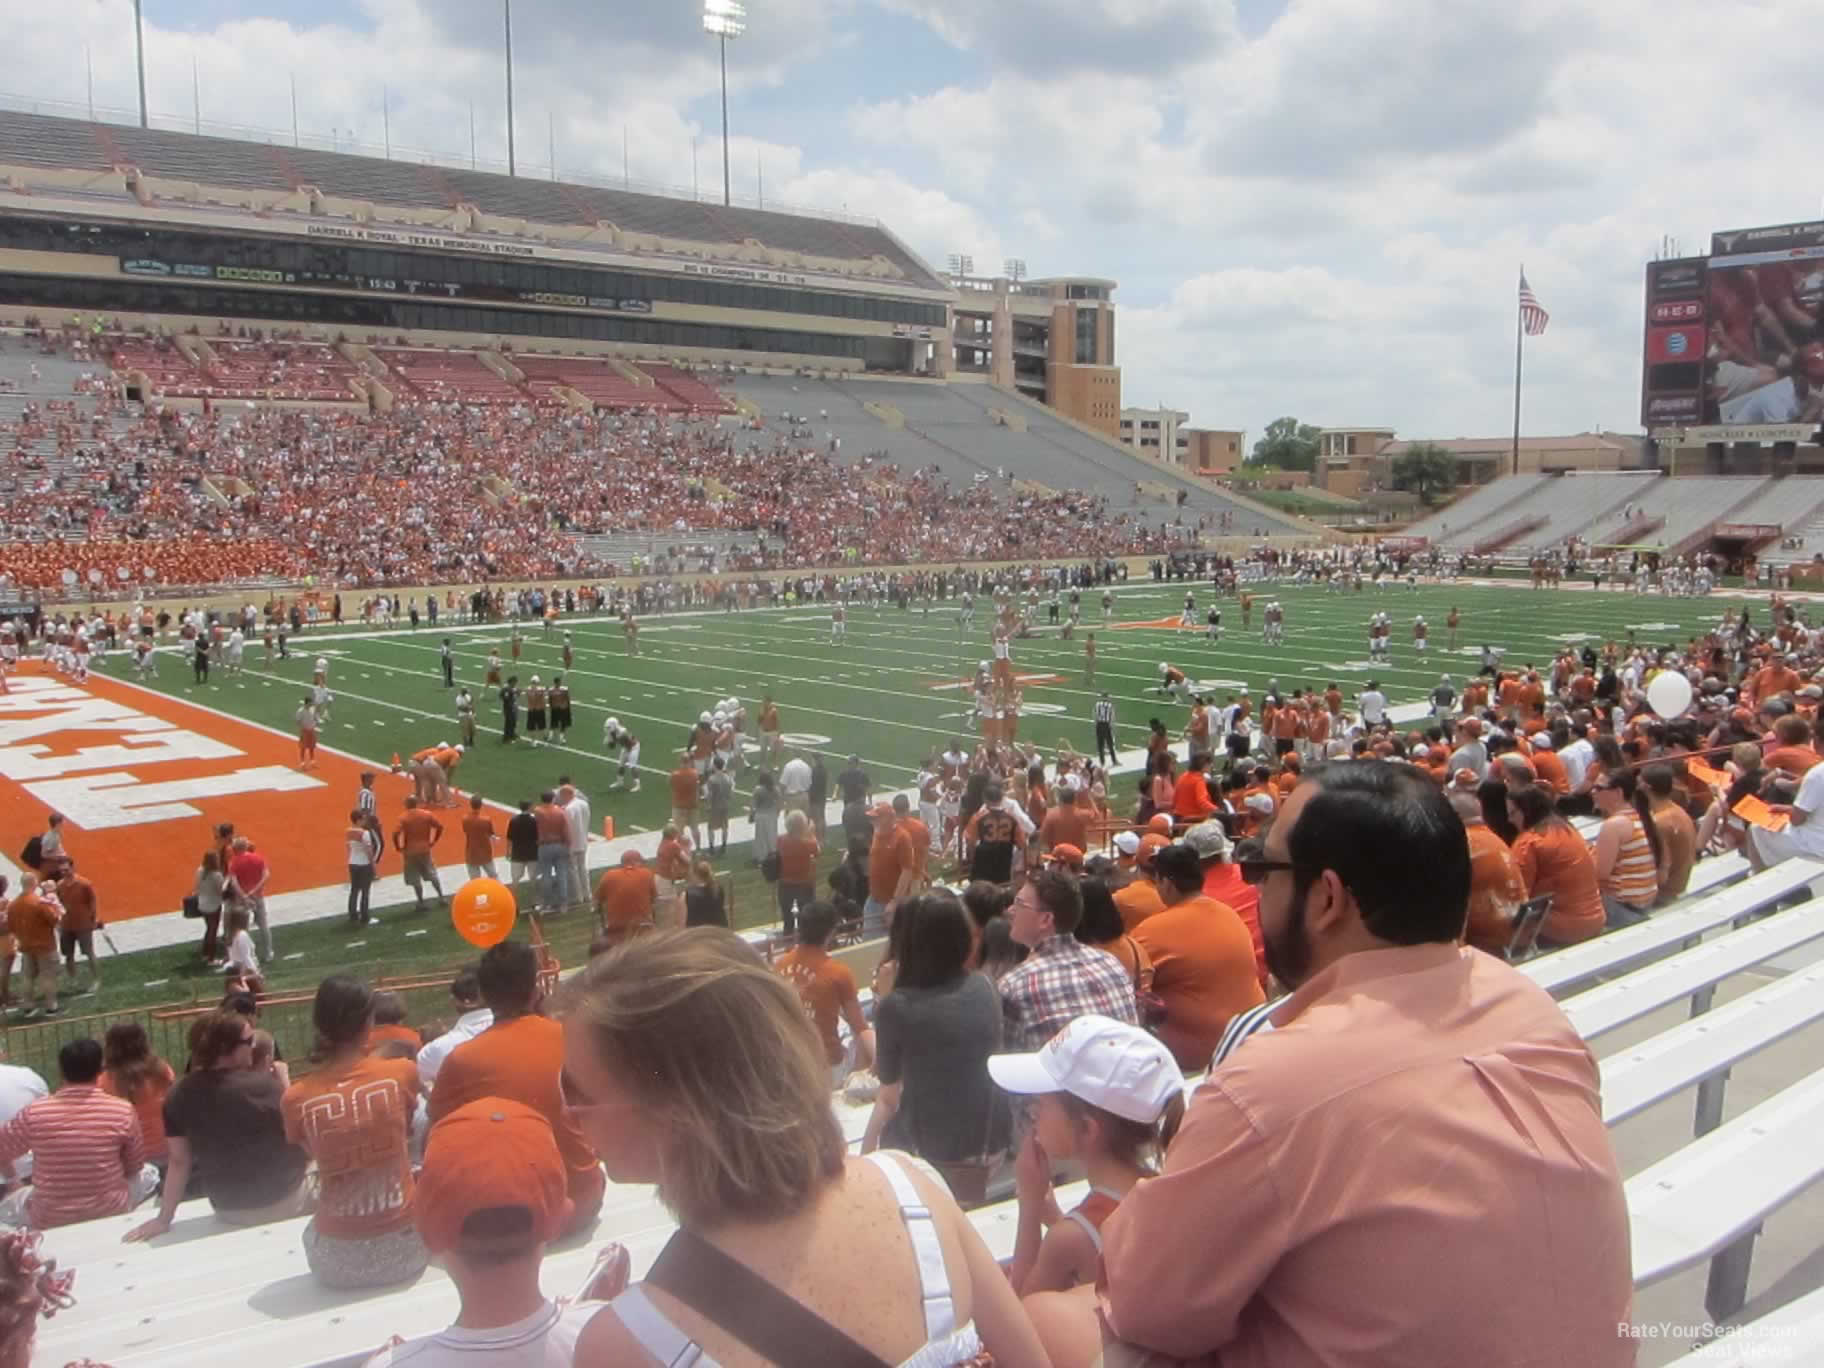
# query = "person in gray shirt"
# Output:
<box><xmin>704</xmin><ymin>757</ymin><xmax>735</xmax><ymax>856</ymax></box>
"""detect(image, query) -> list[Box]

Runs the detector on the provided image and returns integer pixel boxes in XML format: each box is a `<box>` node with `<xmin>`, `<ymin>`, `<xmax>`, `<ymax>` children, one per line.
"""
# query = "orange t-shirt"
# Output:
<box><xmin>100</xmin><ymin>1060</ymin><xmax>176</xmax><ymax>1163</ymax></box>
<box><xmin>775</xmin><ymin>946</ymin><xmax>862</xmax><ymax>1067</ymax></box>
<box><xmin>868</xmin><ymin>826</ymin><xmax>914</xmax><ymax>903</ymax></box>
<box><xmin>6</xmin><ymin>894</ymin><xmax>57</xmax><ymax>955</ymax></box>
<box><xmin>1131</xmin><ymin>895</ymin><xmax>1267</xmax><ymax>1072</ymax></box>
<box><xmin>282</xmin><ymin>1053</ymin><xmax>418</xmax><ymax>1239</ymax></box>
<box><xmin>595</xmin><ymin>865</ymin><xmax>658</xmax><ymax>930</ymax></box>
<box><xmin>461</xmin><ymin>814</ymin><xmax>497</xmax><ymax>864</ymax></box>
<box><xmin>1764</xmin><ymin>745</ymin><xmax>1823</xmax><ymax>777</ymax></box>
<box><xmin>396</xmin><ymin>809</ymin><xmax>442</xmax><ymax>854</ymax></box>
<box><xmin>1113</xmin><ymin>877</ymin><xmax>1166</xmax><ymax>931</ymax></box>
<box><xmin>1531</xmin><ymin>749</ymin><xmax>1571</xmax><ymax>796</ymax></box>
<box><xmin>669</xmin><ymin>767</ymin><xmax>699</xmax><ymax>811</ymax></box>
<box><xmin>777</xmin><ymin>833</ymin><xmax>819</xmax><ymax>884</ymax></box>
<box><xmin>427</xmin><ymin>1015</ymin><xmax>603</xmax><ymax>1206</ymax></box>
<box><xmin>1171</xmin><ymin>770</ymin><xmax>1217</xmax><ymax>820</ymax></box>
<box><xmin>368</xmin><ymin>1023</ymin><xmax>421</xmax><ymax>1052</ymax></box>
<box><xmin>898</xmin><ymin>816</ymin><xmax>931</xmax><ymax>880</ymax></box>
<box><xmin>1512</xmin><ymin>822</ymin><xmax>1605</xmax><ymax>945</ymax></box>
<box><xmin>1464</xmin><ymin>823</ymin><xmax>1527</xmax><ymax>956</ymax></box>
<box><xmin>656</xmin><ymin>837</ymin><xmax>689</xmax><ymax>882</ymax></box>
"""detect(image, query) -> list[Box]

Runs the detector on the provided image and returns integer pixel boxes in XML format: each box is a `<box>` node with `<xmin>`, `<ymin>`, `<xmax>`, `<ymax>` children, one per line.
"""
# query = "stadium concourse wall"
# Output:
<box><xmin>58</xmin><ymin>541</ymin><xmax>1325</xmax><ymax>621</ymax></box>
<box><xmin>0</xmin><ymin>300</ymin><xmax>872</xmax><ymax>383</ymax></box>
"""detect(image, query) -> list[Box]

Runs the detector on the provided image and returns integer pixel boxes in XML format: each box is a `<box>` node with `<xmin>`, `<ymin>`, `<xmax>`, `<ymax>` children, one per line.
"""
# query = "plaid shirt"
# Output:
<box><xmin>998</xmin><ymin>934</ymin><xmax>1138</xmax><ymax>1053</ymax></box>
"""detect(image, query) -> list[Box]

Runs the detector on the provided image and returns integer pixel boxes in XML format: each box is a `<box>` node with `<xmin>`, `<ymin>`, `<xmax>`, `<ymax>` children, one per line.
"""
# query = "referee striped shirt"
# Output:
<box><xmin>356</xmin><ymin>786</ymin><xmax>378</xmax><ymax>818</ymax></box>
<box><xmin>1093</xmin><ymin>699</ymin><xmax>1116</xmax><ymax>726</ymax></box>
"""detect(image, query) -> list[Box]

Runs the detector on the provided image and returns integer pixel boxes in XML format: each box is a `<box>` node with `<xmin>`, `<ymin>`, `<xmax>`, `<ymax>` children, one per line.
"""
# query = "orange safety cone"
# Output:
<box><xmin>390</xmin><ymin>751</ymin><xmax>402</xmax><ymax>771</ymax></box>
<box><xmin>601</xmin><ymin>815</ymin><xmax>616</xmax><ymax>841</ymax></box>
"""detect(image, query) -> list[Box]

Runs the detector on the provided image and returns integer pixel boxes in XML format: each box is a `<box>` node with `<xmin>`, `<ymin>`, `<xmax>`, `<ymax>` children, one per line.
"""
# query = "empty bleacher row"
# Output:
<box><xmin>34</xmin><ymin>851</ymin><xmax>1824</xmax><ymax>1368</ymax></box>
<box><xmin>731</xmin><ymin>372</ymin><xmax>1308</xmax><ymax>530</ymax></box>
<box><xmin>1406</xmin><ymin>469</ymin><xmax>1824</xmax><ymax>558</ymax></box>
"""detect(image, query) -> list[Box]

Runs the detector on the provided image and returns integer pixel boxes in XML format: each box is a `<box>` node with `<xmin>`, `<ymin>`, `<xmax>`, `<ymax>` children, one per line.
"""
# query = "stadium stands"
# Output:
<box><xmin>375</xmin><ymin>348</ymin><xmax>527</xmax><ymax>405</ymax></box>
<box><xmin>507</xmin><ymin>354</ymin><xmax>665</xmax><ymax>411</ymax></box>
<box><xmin>730</xmin><ymin>373</ymin><xmax>1307</xmax><ymax>530</ymax></box>
<box><xmin>1400</xmin><ymin>473</ymin><xmax>1551</xmax><ymax>544</ymax></box>
<box><xmin>1575</xmin><ymin>476</ymin><xmax>1782</xmax><ymax>556</ymax></box>
<box><xmin>0</xmin><ymin>109</ymin><xmax>944</xmax><ymax>289</ymax></box>
<box><xmin>201</xmin><ymin>340</ymin><xmax>361</xmax><ymax>403</ymax></box>
<box><xmin>35</xmin><ymin>853</ymin><xmax>1824</xmax><ymax>1367</ymax></box>
<box><xmin>639</xmin><ymin>363</ymin><xmax>735</xmax><ymax>414</ymax></box>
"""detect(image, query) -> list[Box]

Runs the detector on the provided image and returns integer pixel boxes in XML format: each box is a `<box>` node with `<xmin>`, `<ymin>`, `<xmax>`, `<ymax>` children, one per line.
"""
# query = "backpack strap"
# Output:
<box><xmin>645</xmin><ymin>1227</ymin><xmax>891</xmax><ymax>1368</ymax></box>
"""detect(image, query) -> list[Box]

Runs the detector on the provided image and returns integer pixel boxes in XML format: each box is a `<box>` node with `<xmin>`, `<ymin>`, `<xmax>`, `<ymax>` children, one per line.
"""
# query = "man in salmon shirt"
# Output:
<box><xmin>1530</xmin><ymin>734</ymin><xmax>1571</xmax><ymax>795</ymax></box>
<box><xmin>1028</xmin><ymin>761</ymin><xmax>1632</xmax><ymax>1368</ymax></box>
<box><xmin>428</xmin><ymin>941</ymin><xmax>604</xmax><ymax>1238</ymax></box>
<box><xmin>593</xmin><ymin>849</ymin><xmax>658</xmax><ymax>941</ymax></box>
<box><xmin>891</xmin><ymin>794</ymin><xmax>931</xmax><ymax>888</ymax></box>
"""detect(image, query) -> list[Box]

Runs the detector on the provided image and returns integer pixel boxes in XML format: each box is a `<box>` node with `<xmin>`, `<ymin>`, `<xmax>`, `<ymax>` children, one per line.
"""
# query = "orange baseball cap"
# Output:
<box><xmin>1138</xmin><ymin>833</ymin><xmax>1171</xmax><ymax>867</ymax></box>
<box><xmin>413</xmin><ymin>1098</ymin><xmax>574</xmax><ymax>1255</ymax></box>
<box><xmin>1145</xmin><ymin>813</ymin><xmax>1173</xmax><ymax>835</ymax></box>
<box><xmin>1048</xmin><ymin>843</ymin><xmax>1085</xmax><ymax>869</ymax></box>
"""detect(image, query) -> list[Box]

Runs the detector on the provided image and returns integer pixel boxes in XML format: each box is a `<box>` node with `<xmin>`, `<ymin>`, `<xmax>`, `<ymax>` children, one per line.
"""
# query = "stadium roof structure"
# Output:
<box><xmin>0</xmin><ymin>108</ymin><xmax>946</xmax><ymax>291</ymax></box>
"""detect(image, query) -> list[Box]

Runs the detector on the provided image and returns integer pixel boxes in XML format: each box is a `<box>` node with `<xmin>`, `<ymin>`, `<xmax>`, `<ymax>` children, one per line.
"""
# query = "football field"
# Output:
<box><xmin>131</xmin><ymin>575</ymin><xmax>1737</xmax><ymax>828</ymax></box>
<box><xmin>0</xmin><ymin>574</ymin><xmax>1754</xmax><ymax>1049</ymax></box>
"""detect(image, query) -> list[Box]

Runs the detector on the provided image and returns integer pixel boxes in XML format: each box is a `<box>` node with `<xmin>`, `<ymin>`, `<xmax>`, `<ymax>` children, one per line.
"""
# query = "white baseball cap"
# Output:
<box><xmin>1112</xmin><ymin>830</ymin><xmax>1141</xmax><ymax>857</ymax></box>
<box><xmin>988</xmin><ymin>1015</ymin><xmax>1185</xmax><ymax>1124</ymax></box>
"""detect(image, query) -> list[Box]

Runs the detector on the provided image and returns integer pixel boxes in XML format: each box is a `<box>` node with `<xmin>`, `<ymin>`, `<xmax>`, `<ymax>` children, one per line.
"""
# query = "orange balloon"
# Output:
<box><xmin>451</xmin><ymin>877</ymin><xmax>517</xmax><ymax>948</ymax></box>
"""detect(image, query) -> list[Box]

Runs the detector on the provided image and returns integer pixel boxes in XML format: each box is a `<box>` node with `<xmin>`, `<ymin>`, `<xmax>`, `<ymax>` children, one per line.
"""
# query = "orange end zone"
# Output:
<box><xmin>0</xmin><ymin>667</ymin><xmax>418</xmax><ymax>922</ymax></box>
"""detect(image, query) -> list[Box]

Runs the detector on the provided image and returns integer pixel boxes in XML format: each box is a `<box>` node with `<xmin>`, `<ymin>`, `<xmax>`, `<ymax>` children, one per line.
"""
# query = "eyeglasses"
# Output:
<box><xmin>1236</xmin><ymin>857</ymin><xmax>1301</xmax><ymax>886</ymax></box>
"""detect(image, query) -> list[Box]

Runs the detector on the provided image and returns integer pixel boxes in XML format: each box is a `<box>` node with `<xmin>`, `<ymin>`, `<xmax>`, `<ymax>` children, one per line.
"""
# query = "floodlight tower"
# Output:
<box><xmin>703</xmin><ymin>0</ymin><xmax>746</xmax><ymax>207</ymax></box>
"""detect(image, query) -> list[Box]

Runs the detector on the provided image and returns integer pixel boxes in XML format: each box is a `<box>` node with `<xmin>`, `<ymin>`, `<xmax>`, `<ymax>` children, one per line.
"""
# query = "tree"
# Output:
<box><xmin>1249</xmin><ymin>417</ymin><xmax>1320</xmax><ymax>472</ymax></box>
<box><xmin>1390</xmin><ymin>443</ymin><xmax>1458</xmax><ymax>506</ymax></box>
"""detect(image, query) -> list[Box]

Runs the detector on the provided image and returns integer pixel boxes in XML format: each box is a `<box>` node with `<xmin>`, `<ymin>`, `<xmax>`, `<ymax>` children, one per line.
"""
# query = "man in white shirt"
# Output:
<box><xmin>1558</xmin><ymin>730</ymin><xmax>1596</xmax><ymax>793</ymax></box>
<box><xmin>0</xmin><ymin>1047</ymin><xmax>47</xmax><ymax>1187</ymax></box>
<box><xmin>1358</xmin><ymin>682</ymin><xmax>1388</xmax><ymax>728</ymax></box>
<box><xmin>416</xmin><ymin>969</ymin><xmax>494</xmax><ymax>1095</ymax></box>
<box><xmin>1751</xmin><ymin>759</ymin><xmax>1824</xmax><ymax>868</ymax></box>
<box><xmin>558</xmin><ymin>781</ymin><xmax>591</xmax><ymax>915</ymax></box>
<box><xmin>779</xmin><ymin>753</ymin><xmax>813</xmax><ymax>816</ymax></box>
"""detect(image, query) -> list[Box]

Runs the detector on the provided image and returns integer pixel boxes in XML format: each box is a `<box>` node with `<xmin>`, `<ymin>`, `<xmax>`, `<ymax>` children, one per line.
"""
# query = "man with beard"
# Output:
<box><xmin>1027</xmin><ymin>761</ymin><xmax>1633</xmax><ymax>1368</ymax></box>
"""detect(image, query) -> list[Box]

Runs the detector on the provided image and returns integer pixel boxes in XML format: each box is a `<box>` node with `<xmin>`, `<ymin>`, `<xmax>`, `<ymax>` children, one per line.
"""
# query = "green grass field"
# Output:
<box><xmin>20</xmin><ymin>574</ymin><xmax>1741</xmax><ymax>1077</ymax></box>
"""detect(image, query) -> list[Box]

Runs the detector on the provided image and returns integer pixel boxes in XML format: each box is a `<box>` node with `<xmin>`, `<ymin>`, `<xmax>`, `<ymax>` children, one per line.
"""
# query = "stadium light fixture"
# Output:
<box><xmin>703</xmin><ymin>0</ymin><xmax>746</xmax><ymax>207</ymax></box>
<box><xmin>503</xmin><ymin>0</ymin><xmax>517</xmax><ymax>176</ymax></box>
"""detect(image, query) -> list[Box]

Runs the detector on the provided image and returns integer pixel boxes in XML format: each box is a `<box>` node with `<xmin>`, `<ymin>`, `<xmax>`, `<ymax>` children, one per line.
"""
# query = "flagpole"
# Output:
<box><xmin>1512</xmin><ymin>266</ymin><xmax>1524</xmax><ymax>479</ymax></box>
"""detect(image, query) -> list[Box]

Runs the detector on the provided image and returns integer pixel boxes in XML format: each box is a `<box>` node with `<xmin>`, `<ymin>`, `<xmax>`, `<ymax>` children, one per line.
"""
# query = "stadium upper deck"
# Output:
<box><xmin>0</xmin><ymin>109</ymin><xmax>950</xmax><ymax>376</ymax></box>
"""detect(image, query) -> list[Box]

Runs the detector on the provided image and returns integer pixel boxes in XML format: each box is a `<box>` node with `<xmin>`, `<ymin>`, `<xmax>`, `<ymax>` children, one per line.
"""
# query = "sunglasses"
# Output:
<box><xmin>1236</xmin><ymin>857</ymin><xmax>1301</xmax><ymax>886</ymax></box>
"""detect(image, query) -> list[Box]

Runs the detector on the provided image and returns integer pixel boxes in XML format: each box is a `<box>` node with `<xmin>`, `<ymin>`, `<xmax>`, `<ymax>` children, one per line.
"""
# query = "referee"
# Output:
<box><xmin>1093</xmin><ymin>691</ymin><xmax>1118</xmax><ymax>766</ymax></box>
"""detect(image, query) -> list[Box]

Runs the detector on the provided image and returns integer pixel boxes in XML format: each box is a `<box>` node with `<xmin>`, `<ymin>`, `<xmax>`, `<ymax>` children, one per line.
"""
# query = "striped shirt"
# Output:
<box><xmin>0</xmin><ymin>1085</ymin><xmax>145</xmax><ymax>1228</ymax></box>
<box><xmin>1094</xmin><ymin>699</ymin><xmax>1116</xmax><ymax>726</ymax></box>
<box><xmin>356</xmin><ymin>787</ymin><xmax>378</xmax><ymax>817</ymax></box>
<box><xmin>1603</xmin><ymin>809</ymin><xmax>1659</xmax><ymax>910</ymax></box>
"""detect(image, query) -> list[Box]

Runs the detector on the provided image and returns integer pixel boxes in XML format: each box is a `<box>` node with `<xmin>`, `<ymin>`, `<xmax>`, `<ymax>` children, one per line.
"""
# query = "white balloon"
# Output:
<box><xmin>60</xmin><ymin>569</ymin><xmax>76</xmax><ymax>586</ymax></box>
<box><xmin>1646</xmin><ymin>670</ymin><xmax>1693</xmax><ymax>720</ymax></box>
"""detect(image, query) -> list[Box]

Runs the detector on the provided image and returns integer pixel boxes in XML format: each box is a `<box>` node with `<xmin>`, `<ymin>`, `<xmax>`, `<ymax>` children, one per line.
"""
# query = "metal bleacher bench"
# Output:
<box><xmin>1679</xmin><ymin>1283</ymin><xmax>1824</xmax><ymax>1365</ymax></box>
<box><xmin>1520</xmin><ymin>853</ymin><xmax>1788</xmax><ymax>995</ymax></box>
<box><xmin>39</xmin><ymin>860</ymin><xmax>1824</xmax><ymax>1365</ymax></box>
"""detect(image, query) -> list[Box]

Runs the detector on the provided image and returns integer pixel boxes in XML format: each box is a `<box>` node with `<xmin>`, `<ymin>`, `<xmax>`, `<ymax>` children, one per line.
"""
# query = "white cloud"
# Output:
<box><xmin>7</xmin><ymin>0</ymin><xmax>1824</xmax><ymax>449</ymax></box>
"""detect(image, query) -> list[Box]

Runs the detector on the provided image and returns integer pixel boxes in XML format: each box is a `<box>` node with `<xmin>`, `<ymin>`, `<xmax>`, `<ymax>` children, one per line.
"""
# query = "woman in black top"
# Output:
<box><xmin>867</xmin><ymin>891</ymin><xmax>1008</xmax><ymax>1166</ymax></box>
<box><xmin>683</xmin><ymin>859</ymin><xmax>728</xmax><ymax>928</ymax></box>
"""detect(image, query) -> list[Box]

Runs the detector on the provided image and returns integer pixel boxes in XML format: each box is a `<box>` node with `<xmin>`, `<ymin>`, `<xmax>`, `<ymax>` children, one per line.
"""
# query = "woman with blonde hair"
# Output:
<box><xmin>558</xmin><ymin>928</ymin><xmax>1050</xmax><ymax>1368</ymax></box>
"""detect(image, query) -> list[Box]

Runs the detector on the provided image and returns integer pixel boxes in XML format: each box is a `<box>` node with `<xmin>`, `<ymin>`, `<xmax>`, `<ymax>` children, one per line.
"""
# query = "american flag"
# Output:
<box><xmin>1518</xmin><ymin>272</ymin><xmax>1549</xmax><ymax>336</ymax></box>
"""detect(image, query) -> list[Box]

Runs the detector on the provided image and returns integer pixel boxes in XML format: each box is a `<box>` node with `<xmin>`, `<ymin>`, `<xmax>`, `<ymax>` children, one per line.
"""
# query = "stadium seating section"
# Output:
<box><xmin>0</xmin><ymin>109</ymin><xmax>943</xmax><ymax>290</ymax></box>
<box><xmin>33</xmin><ymin>850</ymin><xmax>1824</xmax><ymax>1367</ymax></box>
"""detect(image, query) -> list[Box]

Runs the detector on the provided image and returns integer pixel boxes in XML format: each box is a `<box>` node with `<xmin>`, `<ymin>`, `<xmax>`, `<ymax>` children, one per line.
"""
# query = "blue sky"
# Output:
<box><xmin>11</xmin><ymin>1</ymin><xmax>1823</xmax><ymax>447</ymax></box>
